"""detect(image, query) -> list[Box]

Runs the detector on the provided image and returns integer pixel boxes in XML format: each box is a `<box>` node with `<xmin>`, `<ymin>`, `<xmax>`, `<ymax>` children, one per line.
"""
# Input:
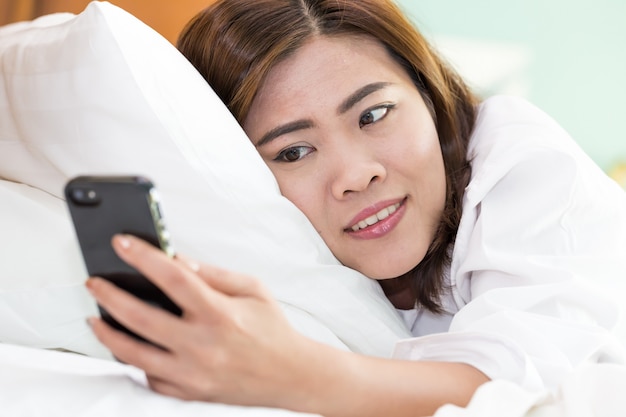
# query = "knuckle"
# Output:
<box><xmin>238</xmin><ymin>274</ymin><xmax>265</xmax><ymax>297</ymax></box>
<box><xmin>164</xmin><ymin>264</ymin><xmax>190</xmax><ymax>289</ymax></box>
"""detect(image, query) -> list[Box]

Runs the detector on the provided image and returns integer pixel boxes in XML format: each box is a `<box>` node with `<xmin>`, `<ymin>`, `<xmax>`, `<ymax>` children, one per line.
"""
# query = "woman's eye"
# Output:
<box><xmin>275</xmin><ymin>146</ymin><xmax>314</xmax><ymax>162</ymax></box>
<box><xmin>359</xmin><ymin>104</ymin><xmax>394</xmax><ymax>128</ymax></box>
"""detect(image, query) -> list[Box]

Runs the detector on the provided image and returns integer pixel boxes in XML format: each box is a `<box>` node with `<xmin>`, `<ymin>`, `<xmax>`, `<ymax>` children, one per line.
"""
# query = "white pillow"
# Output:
<box><xmin>0</xmin><ymin>1</ymin><xmax>410</xmax><ymax>357</ymax></box>
<box><xmin>0</xmin><ymin>180</ymin><xmax>110</xmax><ymax>357</ymax></box>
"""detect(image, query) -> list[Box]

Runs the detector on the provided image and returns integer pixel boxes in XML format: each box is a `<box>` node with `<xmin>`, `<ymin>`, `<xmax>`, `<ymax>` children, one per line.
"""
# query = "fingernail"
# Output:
<box><xmin>86</xmin><ymin>317</ymin><xmax>95</xmax><ymax>328</ymax></box>
<box><xmin>175</xmin><ymin>254</ymin><xmax>200</xmax><ymax>272</ymax></box>
<box><xmin>187</xmin><ymin>260</ymin><xmax>200</xmax><ymax>272</ymax></box>
<box><xmin>85</xmin><ymin>278</ymin><xmax>102</xmax><ymax>296</ymax></box>
<box><xmin>115</xmin><ymin>234</ymin><xmax>132</xmax><ymax>249</ymax></box>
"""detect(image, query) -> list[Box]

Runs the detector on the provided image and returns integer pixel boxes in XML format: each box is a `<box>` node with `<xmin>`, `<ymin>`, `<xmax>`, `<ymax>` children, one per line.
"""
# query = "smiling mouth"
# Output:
<box><xmin>348</xmin><ymin>201</ymin><xmax>403</xmax><ymax>232</ymax></box>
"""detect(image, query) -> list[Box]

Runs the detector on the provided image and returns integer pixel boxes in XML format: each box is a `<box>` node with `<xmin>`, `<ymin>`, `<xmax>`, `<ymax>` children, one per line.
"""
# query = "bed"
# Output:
<box><xmin>1</xmin><ymin>2</ymin><xmax>625</xmax><ymax>416</ymax></box>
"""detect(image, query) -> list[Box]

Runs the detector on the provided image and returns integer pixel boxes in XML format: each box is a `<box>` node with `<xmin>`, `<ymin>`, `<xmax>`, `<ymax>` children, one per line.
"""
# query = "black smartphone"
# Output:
<box><xmin>65</xmin><ymin>175</ymin><xmax>182</xmax><ymax>347</ymax></box>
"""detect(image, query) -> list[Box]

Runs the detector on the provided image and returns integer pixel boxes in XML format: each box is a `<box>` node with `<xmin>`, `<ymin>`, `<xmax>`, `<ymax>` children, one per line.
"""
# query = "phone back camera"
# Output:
<box><xmin>70</xmin><ymin>188</ymin><xmax>101</xmax><ymax>205</ymax></box>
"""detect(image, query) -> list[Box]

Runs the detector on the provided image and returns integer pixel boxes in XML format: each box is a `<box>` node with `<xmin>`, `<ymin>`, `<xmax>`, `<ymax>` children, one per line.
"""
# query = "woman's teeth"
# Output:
<box><xmin>351</xmin><ymin>202</ymin><xmax>401</xmax><ymax>232</ymax></box>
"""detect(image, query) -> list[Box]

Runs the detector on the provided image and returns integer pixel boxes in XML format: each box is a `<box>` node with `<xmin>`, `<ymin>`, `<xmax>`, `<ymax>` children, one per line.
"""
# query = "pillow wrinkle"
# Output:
<box><xmin>0</xmin><ymin>1</ymin><xmax>410</xmax><ymax>358</ymax></box>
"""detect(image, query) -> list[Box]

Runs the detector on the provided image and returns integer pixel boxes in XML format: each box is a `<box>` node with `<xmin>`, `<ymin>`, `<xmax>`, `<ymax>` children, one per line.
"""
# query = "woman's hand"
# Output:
<box><xmin>86</xmin><ymin>234</ymin><xmax>488</xmax><ymax>417</ymax></box>
<box><xmin>85</xmin><ymin>234</ymin><xmax>316</xmax><ymax>408</ymax></box>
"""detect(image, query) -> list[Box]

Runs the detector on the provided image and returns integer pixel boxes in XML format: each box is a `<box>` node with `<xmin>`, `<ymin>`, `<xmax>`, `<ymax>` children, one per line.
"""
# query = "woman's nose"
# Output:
<box><xmin>330</xmin><ymin>146</ymin><xmax>386</xmax><ymax>199</ymax></box>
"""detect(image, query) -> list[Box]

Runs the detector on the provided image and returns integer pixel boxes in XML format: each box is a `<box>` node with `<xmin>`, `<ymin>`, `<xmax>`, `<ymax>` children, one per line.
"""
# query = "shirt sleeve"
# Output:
<box><xmin>393</xmin><ymin>96</ymin><xmax>626</xmax><ymax>392</ymax></box>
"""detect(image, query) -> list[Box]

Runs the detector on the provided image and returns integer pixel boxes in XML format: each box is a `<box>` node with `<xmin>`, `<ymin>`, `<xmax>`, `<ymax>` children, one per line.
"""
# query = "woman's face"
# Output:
<box><xmin>243</xmin><ymin>35</ymin><xmax>446</xmax><ymax>280</ymax></box>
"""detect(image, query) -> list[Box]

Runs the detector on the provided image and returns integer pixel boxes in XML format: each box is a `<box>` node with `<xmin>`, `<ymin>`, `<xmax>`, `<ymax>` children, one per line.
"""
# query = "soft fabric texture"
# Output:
<box><xmin>0</xmin><ymin>180</ymin><xmax>106</xmax><ymax>356</ymax></box>
<box><xmin>0</xmin><ymin>343</ymin><xmax>321</xmax><ymax>416</ymax></box>
<box><xmin>2</xmin><ymin>342</ymin><xmax>626</xmax><ymax>417</ymax></box>
<box><xmin>2</xmin><ymin>0</ymin><xmax>624</xmax><ymax>398</ymax></box>
<box><xmin>393</xmin><ymin>96</ymin><xmax>626</xmax><ymax>392</ymax></box>
<box><xmin>0</xmin><ymin>1</ymin><xmax>410</xmax><ymax>358</ymax></box>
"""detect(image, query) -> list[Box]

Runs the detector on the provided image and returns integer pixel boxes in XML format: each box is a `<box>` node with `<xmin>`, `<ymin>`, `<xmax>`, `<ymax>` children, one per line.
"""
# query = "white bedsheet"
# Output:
<box><xmin>2</xmin><ymin>342</ymin><xmax>625</xmax><ymax>417</ymax></box>
<box><xmin>0</xmin><ymin>343</ymin><xmax>319</xmax><ymax>417</ymax></box>
<box><xmin>435</xmin><ymin>363</ymin><xmax>626</xmax><ymax>417</ymax></box>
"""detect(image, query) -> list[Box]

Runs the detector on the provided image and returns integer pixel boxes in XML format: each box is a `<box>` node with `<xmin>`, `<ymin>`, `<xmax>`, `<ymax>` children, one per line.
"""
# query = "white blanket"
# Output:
<box><xmin>2</xmin><ymin>3</ymin><xmax>625</xmax><ymax>416</ymax></box>
<box><xmin>2</xmin><ymin>343</ymin><xmax>625</xmax><ymax>417</ymax></box>
<box><xmin>0</xmin><ymin>344</ymin><xmax>318</xmax><ymax>416</ymax></box>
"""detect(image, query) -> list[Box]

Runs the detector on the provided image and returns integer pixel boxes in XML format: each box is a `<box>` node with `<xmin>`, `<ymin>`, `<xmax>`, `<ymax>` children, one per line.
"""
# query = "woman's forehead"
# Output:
<box><xmin>243</xmin><ymin>34</ymin><xmax>416</xmax><ymax>134</ymax></box>
<box><xmin>255</xmin><ymin>35</ymin><xmax>403</xmax><ymax>100</ymax></box>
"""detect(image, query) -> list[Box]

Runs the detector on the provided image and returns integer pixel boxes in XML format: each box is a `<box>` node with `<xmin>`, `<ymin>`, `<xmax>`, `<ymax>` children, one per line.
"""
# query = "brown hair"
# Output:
<box><xmin>178</xmin><ymin>0</ymin><xmax>479</xmax><ymax>313</ymax></box>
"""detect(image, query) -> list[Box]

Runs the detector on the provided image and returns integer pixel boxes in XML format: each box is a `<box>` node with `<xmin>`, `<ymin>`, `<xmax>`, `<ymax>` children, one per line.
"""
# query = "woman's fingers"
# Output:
<box><xmin>174</xmin><ymin>252</ymin><xmax>264</xmax><ymax>298</ymax></box>
<box><xmin>86</xmin><ymin>277</ymin><xmax>184</xmax><ymax>351</ymax></box>
<box><xmin>147</xmin><ymin>376</ymin><xmax>189</xmax><ymax>400</ymax></box>
<box><xmin>88</xmin><ymin>233</ymin><xmax>299</xmax><ymax>406</ymax></box>
<box><xmin>173</xmin><ymin>253</ymin><xmax>201</xmax><ymax>273</ymax></box>
<box><xmin>87</xmin><ymin>315</ymin><xmax>176</xmax><ymax>381</ymax></box>
<box><xmin>115</xmin><ymin>234</ymin><xmax>271</xmax><ymax>301</ymax></box>
<box><xmin>110</xmin><ymin>234</ymin><xmax>226</xmax><ymax>315</ymax></box>
<box><xmin>189</xmin><ymin>261</ymin><xmax>272</xmax><ymax>299</ymax></box>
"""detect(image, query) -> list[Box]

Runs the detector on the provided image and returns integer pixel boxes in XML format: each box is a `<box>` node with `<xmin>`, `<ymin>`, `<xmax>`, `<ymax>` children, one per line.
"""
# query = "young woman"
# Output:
<box><xmin>85</xmin><ymin>1</ymin><xmax>626</xmax><ymax>416</ymax></box>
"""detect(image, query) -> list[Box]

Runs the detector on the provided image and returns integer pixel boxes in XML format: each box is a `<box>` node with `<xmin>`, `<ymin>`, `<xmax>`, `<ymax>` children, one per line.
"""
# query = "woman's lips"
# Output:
<box><xmin>345</xmin><ymin>198</ymin><xmax>407</xmax><ymax>239</ymax></box>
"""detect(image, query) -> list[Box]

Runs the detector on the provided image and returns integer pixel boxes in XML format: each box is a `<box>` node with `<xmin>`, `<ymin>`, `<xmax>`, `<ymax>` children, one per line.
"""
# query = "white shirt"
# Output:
<box><xmin>393</xmin><ymin>95</ymin><xmax>626</xmax><ymax>392</ymax></box>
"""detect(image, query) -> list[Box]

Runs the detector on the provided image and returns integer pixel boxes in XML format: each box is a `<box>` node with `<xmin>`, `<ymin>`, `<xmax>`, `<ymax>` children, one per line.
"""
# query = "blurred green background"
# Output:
<box><xmin>397</xmin><ymin>0</ymin><xmax>626</xmax><ymax>182</ymax></box>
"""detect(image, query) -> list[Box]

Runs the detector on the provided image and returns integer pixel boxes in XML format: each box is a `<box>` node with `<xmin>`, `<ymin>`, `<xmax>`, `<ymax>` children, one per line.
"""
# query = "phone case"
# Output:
<box><xmin>65</xmin><ymin>175</ymin><xmax>181</xmax><ymax>346</ymax></box>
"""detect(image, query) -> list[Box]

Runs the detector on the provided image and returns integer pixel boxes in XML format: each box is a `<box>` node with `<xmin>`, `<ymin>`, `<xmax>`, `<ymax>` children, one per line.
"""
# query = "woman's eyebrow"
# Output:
<box><xmin>255</xmin><ymin>120</ymin><xmax>314</xmax><ymax>147</ymax></box>
<box><xmin>255</xmin><ymin>82</ymin><xmax>391</xmax><ymax>147</ymax></box>
<box><xmin>337</xmin><ymin>82</ymin><xmax>392</xmax><ymax>115</ymax></box>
